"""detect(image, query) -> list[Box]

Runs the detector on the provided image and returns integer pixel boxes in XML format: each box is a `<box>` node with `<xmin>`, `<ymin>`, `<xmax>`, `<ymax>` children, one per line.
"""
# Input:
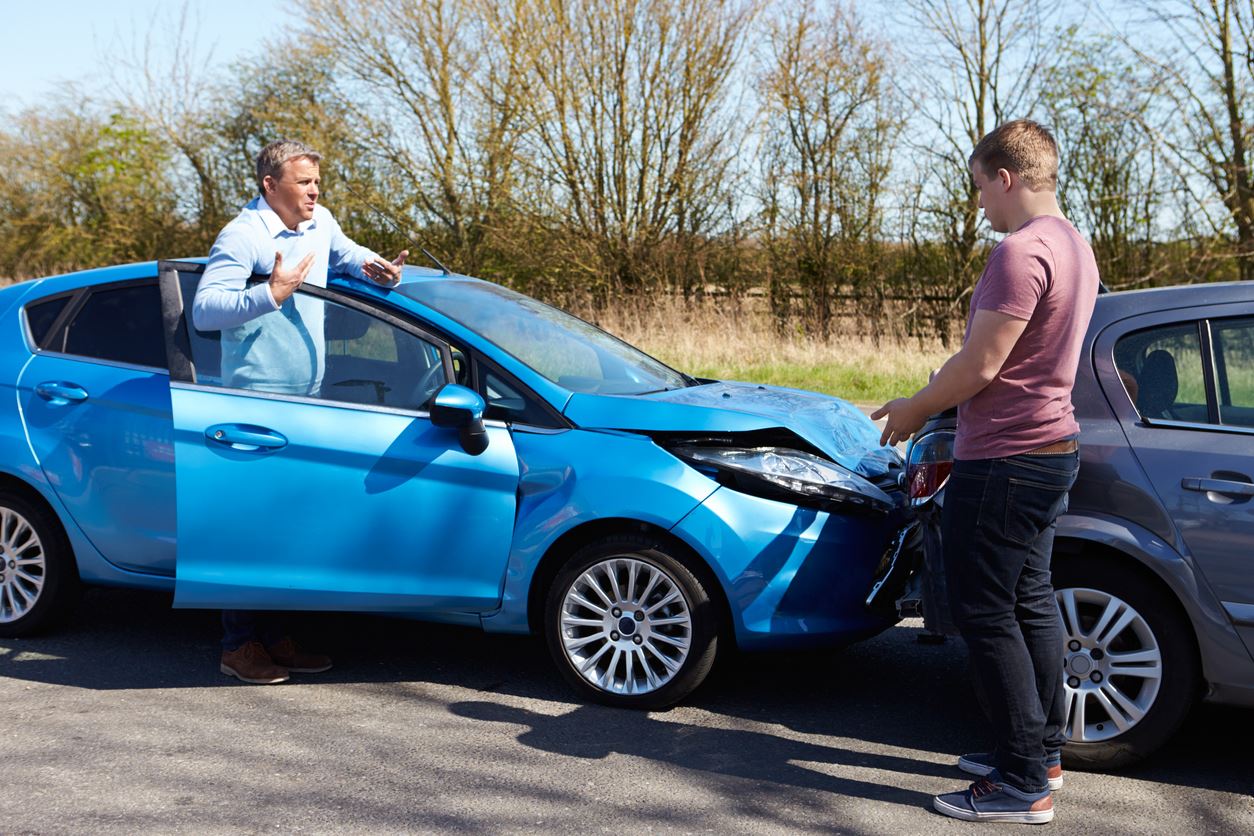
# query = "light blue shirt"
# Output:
<box><xmin>193</xmin><ymin>197</ymin><xmax>378</xmax><ymax>394</ymax></box>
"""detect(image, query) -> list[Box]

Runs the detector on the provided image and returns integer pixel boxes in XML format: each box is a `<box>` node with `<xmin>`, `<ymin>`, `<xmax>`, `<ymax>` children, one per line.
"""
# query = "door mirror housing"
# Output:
<box><xmin>429</xmin><ymin>383</ymin><xmax>489</xmax><ymax>455</ymax></box>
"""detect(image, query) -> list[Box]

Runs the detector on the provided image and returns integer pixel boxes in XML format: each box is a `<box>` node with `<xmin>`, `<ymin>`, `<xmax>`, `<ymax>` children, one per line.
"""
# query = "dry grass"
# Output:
<box><xmin>589</xmin><ymin>298</ymin><xmax>955</xmax><ymax>405</ymax></box>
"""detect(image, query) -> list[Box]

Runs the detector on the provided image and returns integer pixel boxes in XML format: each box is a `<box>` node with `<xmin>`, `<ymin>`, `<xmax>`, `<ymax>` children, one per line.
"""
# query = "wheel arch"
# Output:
<box><xmin>526</xmin><ymin>517</ymin><xmax>735</xmax><ymax>647</ymax></box>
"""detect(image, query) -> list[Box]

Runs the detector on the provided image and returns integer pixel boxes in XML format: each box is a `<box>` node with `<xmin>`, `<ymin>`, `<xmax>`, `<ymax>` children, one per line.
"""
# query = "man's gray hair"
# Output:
<box><xmin>256</xmin><ymin>140</ymin><xmax>322</xmax><ymax>194</ymax></box>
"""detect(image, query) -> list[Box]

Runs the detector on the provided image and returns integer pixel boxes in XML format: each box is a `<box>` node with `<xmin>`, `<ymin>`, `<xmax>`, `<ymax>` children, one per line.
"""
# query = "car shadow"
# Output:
<box><xmin>449</xmin><ymin>700</ymin><xmax>937</xmax><ymax>809</ymax></box>
<box><xmin>2</xmin><ymin>587</ymin><xmax>1250</xmax><ymax>799</ymax></box>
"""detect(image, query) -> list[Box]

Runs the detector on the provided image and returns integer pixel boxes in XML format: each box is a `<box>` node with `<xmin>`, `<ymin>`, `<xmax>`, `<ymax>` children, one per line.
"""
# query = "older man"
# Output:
<box><xmin>195</xmin><ymin>139</ymin><xmax>408</xmax><ymax>684</ymax></box>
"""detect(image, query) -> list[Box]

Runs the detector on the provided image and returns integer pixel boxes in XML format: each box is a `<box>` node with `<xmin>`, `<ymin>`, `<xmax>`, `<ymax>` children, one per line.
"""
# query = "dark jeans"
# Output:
<box><xmin>942</xmin><ymin>450</ymin><xmax>1079</xmax><ymax>793</ymax></box>
<box><xmin>221</xmin><ymin>610</ymin><xmax>286</xmax><ymax>652</ymax></box>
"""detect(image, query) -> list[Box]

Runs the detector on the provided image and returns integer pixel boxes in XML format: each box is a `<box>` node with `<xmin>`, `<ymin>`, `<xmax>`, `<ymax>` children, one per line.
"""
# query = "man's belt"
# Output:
<box><xmin>1023</xmin><ymin>438</ymin><xmax>1080</xmax><ymax>456</ymax></box>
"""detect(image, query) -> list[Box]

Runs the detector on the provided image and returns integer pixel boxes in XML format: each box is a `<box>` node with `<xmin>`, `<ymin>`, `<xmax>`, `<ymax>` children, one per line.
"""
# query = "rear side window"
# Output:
<box><xmin>24</xmin><ymin>295</ymin><xmax>71</xmax><ymax>348</ymax></box>
<box><xmin>1211</xmin><ymin>317</ymin><xmax>1254</xmax><ymax>428</ymax></box>
<box><xmin>1115</xmin><ymin>316</ymin><xmax>1254</xmax><ymax>429</ymax></box>
<box><xmin>1113</xmin><ymin>323</ymin><xmax>1206</xmax><ymax>422</ymax></box>
<box><xmin>59</xmin><ymin>283</ymin><xmax>167</xmax><ymax>369</ymax></box>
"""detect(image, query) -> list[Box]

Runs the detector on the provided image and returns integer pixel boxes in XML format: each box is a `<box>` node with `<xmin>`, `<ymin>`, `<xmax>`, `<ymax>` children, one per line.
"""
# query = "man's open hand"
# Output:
<box><xmin>870</xmin><ymin>397</ymin><xmax>928</xmax><ymax>447</ymax></box>
<box><xmin>269</xmin><ymin>251</ymin><xmax>315</xmax><ymax>306</ymax></box>
<box><xmin>363</xmin><ymin>250</ymin><xmax>408</xmax><ymax>287</ymax></box>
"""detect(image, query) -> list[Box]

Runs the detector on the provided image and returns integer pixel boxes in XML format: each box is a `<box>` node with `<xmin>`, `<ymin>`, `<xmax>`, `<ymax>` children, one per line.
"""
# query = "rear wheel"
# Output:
<box><xmin>0</xmin><ymin>490</ymin><xmax>78</xmax><ymax>638</ymax></box>
<box><xmin>1053</xmin><ymin>555</ymin><xmax>1199</xmax><ymax>770</ymax></box>
<box><xmin>545</xmin><ymin>536</ymin><xmax>719</xmax><ymax>709</ymax></box>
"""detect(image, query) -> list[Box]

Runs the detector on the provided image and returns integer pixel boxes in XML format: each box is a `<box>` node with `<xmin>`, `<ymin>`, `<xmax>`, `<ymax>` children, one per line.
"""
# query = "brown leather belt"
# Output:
<box><xmin>1023</xmin><ymin>438</ymin><xmax>1079</xmax><ymax>456</ymax></box>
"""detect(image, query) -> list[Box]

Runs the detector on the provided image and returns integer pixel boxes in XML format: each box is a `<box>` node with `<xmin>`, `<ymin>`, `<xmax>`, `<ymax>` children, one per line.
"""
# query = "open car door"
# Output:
<box><xmin>158</xmin><ymin>260</ymin><xmax>519</xmax><ymax>613</ymax></box>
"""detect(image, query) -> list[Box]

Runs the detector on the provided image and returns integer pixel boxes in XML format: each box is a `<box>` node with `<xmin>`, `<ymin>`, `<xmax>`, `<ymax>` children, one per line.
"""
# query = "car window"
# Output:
<box><xmin>402</xmin><ymin>280</ymin><xmax>691</xmax><ymax>394</ymax></box>
<box><xmin>25</xmin><ymin>295</ymin><xmax>71</xmax><ymax>348</ymax></box>
<box><xmin>1210</xmin><ymin>317</ymin><xmax>1254</xmax><ymax>428</ymax></box>
<box><xmin>186</xmin><ymin>289</ymin><xmax>447</xmax><ymax>410</ymax></box>
<box><xmin>1113</xmin><ymin>323</ymin><xmax>1206</xmax><ymax>422</ymax></box>
<box><xmin>481</xmin><ymin>363</ymin><xmax>561</xmax><ymax>426</ymax></box>
<box><xmin>58</xmin><ymin>283</ymin><xmax>167</xmax><ymax>369</ymax></box>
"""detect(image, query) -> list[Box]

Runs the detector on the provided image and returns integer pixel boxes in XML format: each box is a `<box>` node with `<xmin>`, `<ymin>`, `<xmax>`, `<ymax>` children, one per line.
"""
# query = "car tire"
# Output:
<box><xmin>0</xmin><ymin>490</ymin><xmax>78</xmax><ymax>638</ymax></box>
<box><xmin>1052</xmin><ymin>554</ymin><xmax>1199</xmax><ymax>771</ymax></box>
<box><xmin>544</xmin><ymin>535</ymin><xmax>719</xmax><ymax>710</ymax></box>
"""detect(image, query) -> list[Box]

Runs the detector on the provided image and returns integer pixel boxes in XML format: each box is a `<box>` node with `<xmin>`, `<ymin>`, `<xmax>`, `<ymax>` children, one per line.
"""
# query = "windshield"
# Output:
<box><xmin>401</xmin><ymin>279</ymin><xmax>692</xmax><ymax>395</ymax></box>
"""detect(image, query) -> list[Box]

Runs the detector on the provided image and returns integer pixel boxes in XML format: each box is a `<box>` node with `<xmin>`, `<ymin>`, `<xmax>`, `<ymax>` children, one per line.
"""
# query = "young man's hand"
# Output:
<box><xmin>269</xmin><ymin>251</ymin><xmax>316</xmax><ymax>306</ymax></box>
<box><xmin>870</xmin><ymin>397</ymin><xmax>929</xmax><ymax>447</ymax></box>
<box><xmin>362</xmin><ymin>250</ymin><xmax>409</xmax><ymax>287</ymax></box>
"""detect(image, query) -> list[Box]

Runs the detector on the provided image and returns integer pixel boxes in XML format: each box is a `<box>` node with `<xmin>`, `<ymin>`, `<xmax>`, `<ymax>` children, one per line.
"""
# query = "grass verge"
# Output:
<box><xmin>592</xmin><ymin>299</ymin><xmax>955</xmax><ymax>405</ymax></box>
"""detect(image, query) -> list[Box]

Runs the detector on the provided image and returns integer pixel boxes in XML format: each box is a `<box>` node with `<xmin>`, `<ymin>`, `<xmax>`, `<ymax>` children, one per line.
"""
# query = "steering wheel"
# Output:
<box><xmin>409</xmin><ymin>362</ymin><xmax>447</xmax><ymax>409</ymax></box>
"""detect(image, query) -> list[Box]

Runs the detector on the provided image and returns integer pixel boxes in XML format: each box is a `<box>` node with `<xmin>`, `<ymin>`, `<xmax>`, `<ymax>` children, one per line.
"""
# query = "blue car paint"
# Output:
<box><xmin>565</xmin><ymin>382</ymin><xmax>898</xmax><ymax>477</ymax></box>
<box><xmin>1</xmin><ymin>259</ymin><xmax>909</xmax><ymax>654</ymax></box>
<box><xmin>480</xmin><ymin>425</ymin><xmax>721</xmax><ymax>634</ymax></box>
<box><xmin>17</xmin><ymin>357</ymin><xmax>176</xmax><ymax>575</ymax></box>
<box><xmin>170</xmin><ymin>384</ymin><xmax>520</xmax><ymax>612</ymax></box>
<box><xmin>670</xmin><ymin>486</ymin><xmax>900</xmax><ymax>648</ymax></box>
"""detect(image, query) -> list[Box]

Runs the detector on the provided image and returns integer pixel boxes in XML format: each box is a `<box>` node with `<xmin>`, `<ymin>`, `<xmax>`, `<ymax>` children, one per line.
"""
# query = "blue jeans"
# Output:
<box><xmin>941</xmin><ymin>450</ymin><xmax>1079</xmax><ymax>793</ymax></box>
<box><xmin>221</xmin><ymin>610</ymin><xmax>286</xmax><ymax>652</ymax></box>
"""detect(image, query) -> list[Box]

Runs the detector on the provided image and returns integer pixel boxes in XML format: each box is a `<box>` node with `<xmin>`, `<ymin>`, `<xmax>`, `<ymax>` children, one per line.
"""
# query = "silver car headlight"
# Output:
<box><xmin>671</xmin><ymin>445</ymin><xmax>894</xmax><ymax>513</ymax></box>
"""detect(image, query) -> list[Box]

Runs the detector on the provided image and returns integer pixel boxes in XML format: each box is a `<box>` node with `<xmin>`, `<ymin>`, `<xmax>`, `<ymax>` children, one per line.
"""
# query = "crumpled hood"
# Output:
<box><xmin>563</xmin><ymin>381</ymin><xmax>901</xmax><ymax>477</ymax></box>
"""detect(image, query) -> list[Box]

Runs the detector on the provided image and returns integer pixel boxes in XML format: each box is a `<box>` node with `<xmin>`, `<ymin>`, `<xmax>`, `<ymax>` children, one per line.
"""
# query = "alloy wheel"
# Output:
<box><xmin>0</xmin><ymin>506</ymin><xmax>46</xmax><ymax>624</ymax></box>
<box><xmin>557</xmin><ymin>556</ymin><xmax>693</xmax><ymax>696</ymax></box>
<box><xmin>1056</xmin><ymin>586</ymin><xmax>1163</xmax><ymax>743</ymax></box>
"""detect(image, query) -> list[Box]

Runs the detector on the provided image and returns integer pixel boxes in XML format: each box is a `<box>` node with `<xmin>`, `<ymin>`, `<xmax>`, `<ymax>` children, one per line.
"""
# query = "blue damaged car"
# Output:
<box><xmin>0</xmin><ymin>259</ymin><xmax>910</xmax><ymax>707</ymax></box>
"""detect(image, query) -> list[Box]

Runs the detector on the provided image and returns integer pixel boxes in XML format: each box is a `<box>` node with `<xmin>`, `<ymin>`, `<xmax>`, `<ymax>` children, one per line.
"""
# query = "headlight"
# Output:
<box><xmin>671</xmin><ymin>445</ymin><xmax>893</xmax><ymax>513</ymax></box>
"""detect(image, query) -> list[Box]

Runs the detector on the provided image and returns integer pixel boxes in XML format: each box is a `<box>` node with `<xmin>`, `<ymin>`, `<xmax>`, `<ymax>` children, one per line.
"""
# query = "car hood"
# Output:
<box><xmin>563</xmin><ymin>382</ymin><xmax>900</xmax><ymax>477</ymax></box>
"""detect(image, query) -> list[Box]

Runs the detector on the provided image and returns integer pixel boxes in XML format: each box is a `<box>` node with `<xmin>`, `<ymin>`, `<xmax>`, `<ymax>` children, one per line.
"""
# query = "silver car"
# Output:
<box><xmin>897</xmin><ymin>281</ymin><xmax>1254</xmax><ymax>770</ymax></box>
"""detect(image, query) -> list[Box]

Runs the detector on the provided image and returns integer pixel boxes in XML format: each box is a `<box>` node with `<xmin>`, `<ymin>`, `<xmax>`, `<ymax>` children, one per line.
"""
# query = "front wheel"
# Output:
<box><xmin>1053</xmin><ymin>556</ymin><xmax>1199</xmax><ymax>770</ymax></box>
<box><xmin>544</xmin><ymin>536</ymin><xmax>719</xmax><ymax>709</ymax></box>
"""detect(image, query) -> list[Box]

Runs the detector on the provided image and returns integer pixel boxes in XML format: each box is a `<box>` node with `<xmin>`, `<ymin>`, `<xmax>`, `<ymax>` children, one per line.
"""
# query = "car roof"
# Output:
<box><xmin>1093</xmin><ymin>281</ymin><xmax>1253</xmax><ymax>327</ymax></box>
<box><xmin>5</xmin><ymin>259</ymin><xmax>455</xmax><ymax>297</ymax></box>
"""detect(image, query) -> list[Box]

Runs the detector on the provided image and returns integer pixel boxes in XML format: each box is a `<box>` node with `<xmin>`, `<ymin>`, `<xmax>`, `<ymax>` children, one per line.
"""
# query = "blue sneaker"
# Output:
<box><xmin>933</xmin><ymin>773</ymin><xmax>1054</xmax><ymax>824</ymax></box>
<box><xmin>958</xmin><ymin>750</ymin><xmax>1063</xmax><ymax>791</ymax></box>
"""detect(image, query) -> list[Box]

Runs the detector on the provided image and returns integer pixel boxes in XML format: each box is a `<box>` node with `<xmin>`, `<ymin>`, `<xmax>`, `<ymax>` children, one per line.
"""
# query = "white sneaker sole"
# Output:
<box><xmin>220</xmin><ymin>663</ymin><xmax>289</xmax><ymax>684</ymax></box>
<box><xmin>933</xmin><ymin>795</ymin><xmax>1055</xmax><ymax>824</ymax></box>
<box><xmin>958</xmin><ymin>755</ymin><xmax>1064</xmax><ymax>791</ymax></box>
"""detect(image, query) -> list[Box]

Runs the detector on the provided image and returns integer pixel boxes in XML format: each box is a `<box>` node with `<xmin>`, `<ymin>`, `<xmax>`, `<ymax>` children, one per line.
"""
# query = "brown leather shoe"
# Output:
<box><xmin>220</xmin><ymin>641</ymin><xmax>289</xmax><ymax>684</ymax></box>
<box><xmin>266</xmin><ymin>637</ymin><xmax>333</xmax><ymax>673</ymax></box>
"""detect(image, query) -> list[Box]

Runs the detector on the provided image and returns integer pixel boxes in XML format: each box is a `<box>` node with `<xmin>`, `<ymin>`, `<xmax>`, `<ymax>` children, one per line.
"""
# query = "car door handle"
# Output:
<box><xmin>34</xmin><ymin>381</ymin><xmax>89</xmax><ymax>404</ymax></box>
<box><xmin>1182</xmin><ymin>477</ymin><xmax>1254</xmax><ymax>497</ymax></box>
<box><xmin>205</xmin><ymin>424</ymin><xmax>288</xmax><ymax>452</ymax></box>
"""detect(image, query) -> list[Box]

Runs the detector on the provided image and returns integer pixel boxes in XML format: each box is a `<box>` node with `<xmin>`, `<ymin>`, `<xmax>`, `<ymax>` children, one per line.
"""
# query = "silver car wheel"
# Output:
<box><xmin>558</xmin><ymin>556</ymin><xmax>693</xmax><ymax>696</ymax></box>
<box><xmin>1056</xmin><ymin>586</ymin><xmax>1163</xmax><ymax>744</ymax></box>
<box><xmin>0</xmin><ymin>506</ymin><xmax>46</xmax><ymax>624</ymax></box>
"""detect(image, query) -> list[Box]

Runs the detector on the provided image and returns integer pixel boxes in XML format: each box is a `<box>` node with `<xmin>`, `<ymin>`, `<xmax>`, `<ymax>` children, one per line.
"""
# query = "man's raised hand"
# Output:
<box><xmin>269</xmin><ymin>251</ymin><xmax>315</xmax><ymax>306</ymax></box>
<box><xmin>362</xmin><ymin>250</ymin><xmax>408</xmax><ymax>287</ymax></box>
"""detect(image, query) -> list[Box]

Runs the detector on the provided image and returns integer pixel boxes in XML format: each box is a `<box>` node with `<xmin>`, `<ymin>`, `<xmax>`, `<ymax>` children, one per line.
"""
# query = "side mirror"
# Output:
<box><xmin>429</xmin><ymin>383</ymin><xmax>489</xmax><ymax>455</ymax></box>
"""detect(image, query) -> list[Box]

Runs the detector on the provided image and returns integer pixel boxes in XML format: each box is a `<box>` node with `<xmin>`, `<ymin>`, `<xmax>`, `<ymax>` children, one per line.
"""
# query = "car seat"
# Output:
<box><xmin>1136</xmin><ymin>349</ymin><xmax>1178</xmax><ymax>418</ymax></box>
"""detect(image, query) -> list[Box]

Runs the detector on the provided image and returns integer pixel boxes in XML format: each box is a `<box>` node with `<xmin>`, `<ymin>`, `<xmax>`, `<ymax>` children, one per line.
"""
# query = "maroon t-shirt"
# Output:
<box><xmin>955</xmin><ymin>215</ymin><xmax>1100</xmax><ymax>460</ymax></box>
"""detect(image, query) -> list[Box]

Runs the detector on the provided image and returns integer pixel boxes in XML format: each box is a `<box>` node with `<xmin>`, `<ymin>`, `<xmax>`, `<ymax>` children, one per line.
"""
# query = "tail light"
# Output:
<box><xmin>906</xmin><ymin>430</ymin><xmax>955</xmax><ymax>505</ymax></box>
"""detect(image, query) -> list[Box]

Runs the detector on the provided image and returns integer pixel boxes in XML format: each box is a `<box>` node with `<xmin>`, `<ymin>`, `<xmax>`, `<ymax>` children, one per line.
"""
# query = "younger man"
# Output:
<box><xmin>872</xmin><ymin>120</ymin><xmax>1099</xmax><ymax>823</ymax></box>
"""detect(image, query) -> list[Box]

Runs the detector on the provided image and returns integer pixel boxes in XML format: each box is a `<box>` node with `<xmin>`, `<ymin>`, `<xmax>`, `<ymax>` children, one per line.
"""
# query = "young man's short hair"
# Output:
<box><xmin>969</xmin><ymin>119</ymin><xmax>1058</xmax><ymax>192</ymax></box>
<box><xmin>255</xmin><ymin>140</ymin><xmax>322</xmax><ymax>194</ymax></box>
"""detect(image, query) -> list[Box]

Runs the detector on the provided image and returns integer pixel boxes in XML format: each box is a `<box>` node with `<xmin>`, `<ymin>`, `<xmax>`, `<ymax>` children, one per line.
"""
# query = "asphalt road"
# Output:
<box><xmin>2</xmin><ymin>587</ymin><xmax>1251</xmax><ymax>835</ymax></box>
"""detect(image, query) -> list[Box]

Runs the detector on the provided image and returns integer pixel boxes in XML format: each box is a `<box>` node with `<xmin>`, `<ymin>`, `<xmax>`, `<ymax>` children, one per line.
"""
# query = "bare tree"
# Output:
<box><xmin>1134</xmin><ymin>0</ymin><xmax>1254</xmax><ymax>280</ymax></box>
<box><xmin>757</xmin><ymin>1</ymin><xmax>900</xmax><ymax>337</ymax></box>
<box><xmin>903</xmin><ymin>0</ymin><xmax>1057</xmax><ymax>325</ymax></box>
<box><xmin>106</xmin><ymin>1</ymin><xmax>238</xmax><ymax>240</ymax></box>
<box><xmin>515</xmin><ymin>0</ymin><xmax>757</xmax><ymax>299</ymax></box>
<box><xmin>300</xmin><ymin>0</ymin><xmax>531</xmax><ymax>274</ymax></box>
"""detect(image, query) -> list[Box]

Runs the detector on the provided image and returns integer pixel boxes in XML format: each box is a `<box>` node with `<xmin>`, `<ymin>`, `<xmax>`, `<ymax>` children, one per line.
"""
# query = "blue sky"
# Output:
<box><xmin>0</xmin><ymin>0</ymin><xmax>292</xmax><ymax>109</ymax></box>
